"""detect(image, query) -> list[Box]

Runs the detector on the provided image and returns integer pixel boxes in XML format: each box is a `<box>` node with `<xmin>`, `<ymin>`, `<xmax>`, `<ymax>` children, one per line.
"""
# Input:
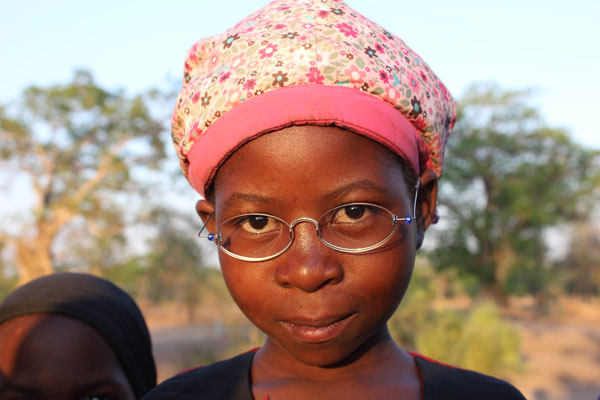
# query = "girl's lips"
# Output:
<box><xmin>280</xmin><ymin>313</ymin><xmax>356</xmax><ymax>343</ymax></box>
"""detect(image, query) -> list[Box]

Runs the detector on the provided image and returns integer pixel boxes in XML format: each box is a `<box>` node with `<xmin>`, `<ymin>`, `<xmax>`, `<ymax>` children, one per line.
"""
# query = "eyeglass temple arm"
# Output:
<box><xmin>397</xmin><ymin>178</ymin><xmax>420</xmax><ymax>225</ymax></box>
<box><xmin>198</xmin><ymin>213</ymin><xmax>217</xmax><ymax>242</ymax></box>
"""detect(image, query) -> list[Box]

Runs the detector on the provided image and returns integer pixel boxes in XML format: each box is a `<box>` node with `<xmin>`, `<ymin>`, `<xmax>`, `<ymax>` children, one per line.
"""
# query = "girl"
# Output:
<box><xmin>0</xmin><ymin>273</ymin><xmax>156</xmax><ymax>399</ymax></box>
<box><xmin>144</xmin><ymin>1</ymin><xmax>526</xmax><ymax>398</ymax></box>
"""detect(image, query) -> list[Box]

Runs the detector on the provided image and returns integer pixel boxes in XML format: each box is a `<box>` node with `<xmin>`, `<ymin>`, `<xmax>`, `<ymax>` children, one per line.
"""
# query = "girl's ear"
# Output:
<box><xmin>196</xmin><ymin>199</ymin><xmax>216</xmax><ymax>232</ymax></box>
<box><xmin>415</xmin><ymin>169</ymin><xmax>438</xmax><ymax>249</ymax></box>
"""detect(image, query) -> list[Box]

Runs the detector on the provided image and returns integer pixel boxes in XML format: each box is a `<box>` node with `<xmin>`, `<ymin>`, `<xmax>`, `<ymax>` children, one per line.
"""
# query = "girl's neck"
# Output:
<box><xmin>251</xmin><ymin>327</ymin><xmax>421</xmax><ymax>399</ymax></box>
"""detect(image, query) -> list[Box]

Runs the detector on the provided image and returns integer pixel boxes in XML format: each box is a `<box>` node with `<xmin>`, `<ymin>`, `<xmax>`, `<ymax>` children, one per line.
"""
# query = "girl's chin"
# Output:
<box><xmin>261</xmin><ymin>337</ymin><xmax>363</xmax><ymax>369</ymax></box>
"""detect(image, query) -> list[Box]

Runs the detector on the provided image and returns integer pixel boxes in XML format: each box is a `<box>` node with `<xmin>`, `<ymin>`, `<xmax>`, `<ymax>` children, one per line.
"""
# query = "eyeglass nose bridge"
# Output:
<box><xmin>287</xmin><ymin>217</ymin><xmax>321</xmax><ymax>239</ymax></box>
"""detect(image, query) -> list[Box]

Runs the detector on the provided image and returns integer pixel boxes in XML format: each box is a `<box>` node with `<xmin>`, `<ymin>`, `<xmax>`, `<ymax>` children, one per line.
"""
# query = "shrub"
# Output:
<box><xmin>414</xmin><ymin>302</ymin><xmax>522</xmax><ymax>376</ymax></box>
<box><xmin>389</xmin><ymin>259</ymin><xmax>522</xmax><ymax>377</ymax></box>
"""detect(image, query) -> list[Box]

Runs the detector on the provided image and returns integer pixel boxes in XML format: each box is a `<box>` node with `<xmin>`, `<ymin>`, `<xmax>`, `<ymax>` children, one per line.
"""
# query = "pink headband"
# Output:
<box><xmin>172</xmin><ymin>0</ymin><xmax>457</xmax><ymax>197</ymax></box>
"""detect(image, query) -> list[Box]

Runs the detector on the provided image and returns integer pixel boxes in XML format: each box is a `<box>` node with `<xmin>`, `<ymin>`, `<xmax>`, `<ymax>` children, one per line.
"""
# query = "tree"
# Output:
<box><xmin>560</xmin><ymin>221</ymin><xmax>600</xmax><ymax>296</ymax></box>
<box><xmin>0</xmin><ymin>71</ymin><xmax>167</xmax><ymax>283</ymax></box>
<box><xmin>427</xmin><ymin>84</ymin><xmax>600</xmax><ymax>302</ymax></box>
<box><xmin>121</xmin><ymin>206</ymin><xmax>218</xmax><ymax>323</ymax></box>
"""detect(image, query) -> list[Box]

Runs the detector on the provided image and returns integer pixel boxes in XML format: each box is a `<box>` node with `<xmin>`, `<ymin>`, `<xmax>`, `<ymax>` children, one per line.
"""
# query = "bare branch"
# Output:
<box><xmin>2</xmin><ymin>129</ymin><xmax>58</xmax><ymax>216</ymax></box>
<box><xmin>41</xmin><ymin>206</ymin><xmax>77</xmax><ymax>240</ymax></box>
<box><xmin>71</xmin><ymin>135</ymin><xmax>131</xmax><ymax>205</ymax></box>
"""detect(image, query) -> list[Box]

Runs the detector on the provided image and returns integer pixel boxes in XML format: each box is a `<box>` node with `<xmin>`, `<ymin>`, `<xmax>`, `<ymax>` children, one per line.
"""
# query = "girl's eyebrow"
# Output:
<box><xmin>222</xmin><ymin>192</ymin><xmax>277</xmax><ymax>209</ymax></box>
<box><xmin>322</xmin><ymin>179</ymin><xmax>392</xmax><ymax>202</ymax></box>
<box><xmin>221</xmin><ymin>180</ymin><xmax>391</xmax><ymax>210</ymax></box>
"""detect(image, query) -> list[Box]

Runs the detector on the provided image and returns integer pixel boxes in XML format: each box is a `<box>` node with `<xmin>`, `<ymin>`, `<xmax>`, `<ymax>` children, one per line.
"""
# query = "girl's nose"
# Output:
<box><xmin>274</xmin><ymin>220</ymin><xmax>344</xmax><ymax>292</ymax></box>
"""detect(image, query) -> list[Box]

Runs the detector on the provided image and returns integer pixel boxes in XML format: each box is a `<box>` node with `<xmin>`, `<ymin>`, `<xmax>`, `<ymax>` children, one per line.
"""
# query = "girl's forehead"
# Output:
<box><xmin>241</xmin><ymin>125</ymin><xmax>400</xmax><ymax>166</ymax></box>
<box><xmin>212</xmin><ymin>126</ymin><xmax>411</xmax><ymax>209</ymax></box>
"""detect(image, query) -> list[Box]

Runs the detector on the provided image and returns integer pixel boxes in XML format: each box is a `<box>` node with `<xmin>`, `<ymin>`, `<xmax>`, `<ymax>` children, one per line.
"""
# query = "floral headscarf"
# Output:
<box><xmin>172</xmin><ymin>0</ymin><xmax>456</xmax><ymax>197</ymax></box>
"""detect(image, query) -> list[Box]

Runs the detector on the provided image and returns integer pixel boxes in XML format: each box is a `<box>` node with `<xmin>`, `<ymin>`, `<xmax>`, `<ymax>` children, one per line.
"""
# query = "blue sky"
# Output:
<box><xmin>1</xmin><ymin>0</ymin><xmax>599</xmax><ymax>148</ymax></box>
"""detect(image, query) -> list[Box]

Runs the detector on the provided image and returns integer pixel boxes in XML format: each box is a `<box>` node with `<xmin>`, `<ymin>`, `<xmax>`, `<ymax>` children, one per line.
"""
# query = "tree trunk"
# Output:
<box><xmin>13</xmin><ymin>206</ymin><xmax>76</xmax><ymax>284</ymax></box>
<box><xmin>15</xmin><ymin>237</ymin><xmax>55</xmax><ymax>284</ymax></box>
<box><xmin>490</xmin><ymin>238</ymin><xmax>516</xmax><ymax>306</ymax></box>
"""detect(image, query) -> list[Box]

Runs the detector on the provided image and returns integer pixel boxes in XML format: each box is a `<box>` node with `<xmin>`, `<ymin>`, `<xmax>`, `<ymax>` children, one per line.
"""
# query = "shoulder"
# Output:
<box><xmin>412</xmin><ymin>353</ymin><xmax>527</xmax><ymax>400</ymax></box>
<box><xmin>141</xmin><ymin>351</ymin><xmax>255</xmax><ymax>400</ymax></box>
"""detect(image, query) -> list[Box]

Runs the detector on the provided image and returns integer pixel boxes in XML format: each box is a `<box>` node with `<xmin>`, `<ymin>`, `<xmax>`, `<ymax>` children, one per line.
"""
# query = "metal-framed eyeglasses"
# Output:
<box><xmin>198</xmin><ymin>186</ymin><xmax>419</xmax><ymax>262</ymax></box>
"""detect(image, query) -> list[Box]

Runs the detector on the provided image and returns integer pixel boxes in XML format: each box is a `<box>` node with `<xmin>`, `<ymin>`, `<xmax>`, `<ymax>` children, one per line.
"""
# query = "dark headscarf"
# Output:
<box><xmin>0</xmin><ymin>273</ymin><xmax>157</xmax><ymax>398</ymax></box>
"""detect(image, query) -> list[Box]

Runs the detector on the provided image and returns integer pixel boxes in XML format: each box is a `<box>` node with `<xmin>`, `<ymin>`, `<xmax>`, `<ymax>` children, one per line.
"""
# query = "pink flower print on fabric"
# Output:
<box><xmin>191</xmin><ymin>92</ymin><xmax>201</xmax><ymax>104</ymax></box>
<box><xmin>344</xmin><ymin>65</ymin><xmax>366</xmax><ymax>84</ymax></box>
<box><xmin>406</xmin><ymin>71</ymin><xmax>421</xmax><ymax>94</ymax></box>
<box><xmin>243</xmin><ymin>78</ymin><xmax>257</xmax><ymax>91</ymax></box>
<box><xmin>207</xmin><ymin>49</ymin><xmax>220</xmax><ymax>67</ymax></box>
<box><xmin>379</xmin><ymin>70</ymin><xmax>390</xmax><ymax>84</ymax></box>
<box><xmin>219</xmin><ymin>72</ymin><xmax>231</xmax><ymax>83</ymax></box>
<box><xmin>336</xmin><ymin>22</ymin><xmax>359</xmax><ymax>38</ymax></box>
<box><xmin>259</xmin><ymin>43</ymin><xmax>278</xmax><ymax>59</ymax></box>
<box><xmin>383</xmin><ymin>86</ymin><xmax>400</xmax><ymax>103</ymax></box>
<box><xmin>225</xmin><ymin>88</ymin><xmax>243</xmax><ymax>108</ymax></box>
<box><xmin>230</xmin><ymin>54</ymin><xmax>246</xmax><ymax>71</ymax></box>
<box><xmin>439</xmin><ymin>81</ymin><xmax>451</xmax><ymax>102</ymax></box>
<box><xmin>413</xmin><ymin>117</ymin><xmax>428</xmax><ymax>133</ymax></box>
<box><xmin>190</xmin><ymin>120</ymin><xmax>201</xmax><ymax>137</ymax></box>
<box><xmin>306</xmin><ymin>67</ymin><xmax>324</xmax><ymax>84</ymax></box>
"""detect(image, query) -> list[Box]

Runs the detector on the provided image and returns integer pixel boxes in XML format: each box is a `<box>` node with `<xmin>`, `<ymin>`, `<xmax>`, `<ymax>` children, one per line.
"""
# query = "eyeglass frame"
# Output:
<box><xmin>198</xmin><ymin>181</ymin><xmax>420</xmax><ymax>262</ymax></box>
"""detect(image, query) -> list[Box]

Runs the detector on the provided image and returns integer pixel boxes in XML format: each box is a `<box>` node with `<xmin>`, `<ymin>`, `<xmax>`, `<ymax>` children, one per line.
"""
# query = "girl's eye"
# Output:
<box><xmin>333</xmin><ymin>204</ymin><xmax>370</xmax><ymax>223</ymax></box>
<box><xmin>239</xmin><ymin>215</ymin><xmax>277</xmax><ymax>233</ymax></box>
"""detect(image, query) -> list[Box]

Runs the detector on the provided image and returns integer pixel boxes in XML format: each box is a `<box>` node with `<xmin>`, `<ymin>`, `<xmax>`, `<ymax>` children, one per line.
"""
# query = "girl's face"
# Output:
<box><xmin>0</xmin><ymin>314</ymin><xmax>135</xmax><ymax>400</ymax></box>
<box><xmin>200</xmin><ymin>125</ymin><xmax>435</xmax><ymax>368</ymax></box>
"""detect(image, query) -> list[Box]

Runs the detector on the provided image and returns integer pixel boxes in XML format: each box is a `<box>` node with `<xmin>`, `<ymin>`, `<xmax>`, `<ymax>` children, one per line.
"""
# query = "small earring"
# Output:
<box><xmin>404</xmin><ymin>216</ymin><xmax>413</xmax><ymax>224</ymax></box>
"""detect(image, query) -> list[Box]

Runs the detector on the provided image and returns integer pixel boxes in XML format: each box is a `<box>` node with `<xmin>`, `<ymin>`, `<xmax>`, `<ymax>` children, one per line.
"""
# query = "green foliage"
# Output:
<box><xmin>388</xmin><ymin>260</ymin><xmax>437</xmax><ymax>348</ymax></box>
<box><xmin>141</xmin><ymin>208</ymin><xmax>207</xmax><ymax>304</ymax></box>
<box><xmin>100</xmin><ymin>206</ymin><xmax>221</xmax><ymax>323</ymax></box>
<box><xmin>414</xmin><ymin>302</ymin><xmax>522</xmax><ymax>376</ymax></box>
<box><xmin>101</xmin><ymin>257</ymin><xmax>147</xmax><ymax>298</ymax></box>
<box><xmin>428</xmin><ymin>83</ymin><xmax>600</xmax><ymax>299</ymax></box>
<box><xmin>389</xmin><ymin>260</ymin><xmax>522</xmax><ymax>377</ymax></box>
<box><xmin>0</xmin><ymin>276</ymin><xmax>17</xmax><ymax>302</ymax></box>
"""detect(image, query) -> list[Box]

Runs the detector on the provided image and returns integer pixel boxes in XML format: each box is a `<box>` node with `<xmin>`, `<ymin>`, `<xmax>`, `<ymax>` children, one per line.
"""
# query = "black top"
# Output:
<box><xmin>143</xmin><ymin>350</ymin><xmax>526</xmax><ymax>399</ymax></box>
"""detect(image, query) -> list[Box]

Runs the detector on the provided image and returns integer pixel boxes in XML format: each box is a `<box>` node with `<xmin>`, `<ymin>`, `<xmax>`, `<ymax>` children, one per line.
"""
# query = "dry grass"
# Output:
<box><xmin>505</xmin><ymin>296</ymin><xmax>600</xmax><ymax>400</ymax></box>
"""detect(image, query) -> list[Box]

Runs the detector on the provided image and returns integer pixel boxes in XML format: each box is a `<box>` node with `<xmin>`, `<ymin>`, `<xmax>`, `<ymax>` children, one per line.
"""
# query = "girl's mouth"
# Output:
<box><xmin>280</xmin><ymin>313</ymin><xmax>356</xmax><ymax>343</ymax></box>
